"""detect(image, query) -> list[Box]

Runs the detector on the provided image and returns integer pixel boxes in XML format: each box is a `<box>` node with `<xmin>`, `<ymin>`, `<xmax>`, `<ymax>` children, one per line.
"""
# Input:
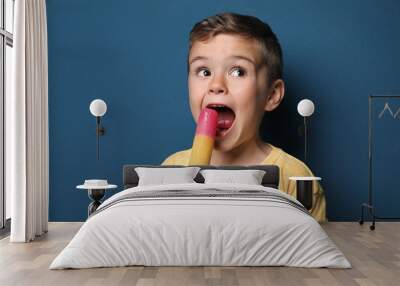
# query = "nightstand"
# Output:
<box><xmin>77</xmin><ymin>180</ymin><xmax>117</xmax><ymax>217</ymax></box>
<box><xmin>289</xmin><ymin>176</ymin><xmax>321</xmax><ymax>210</ymax></box>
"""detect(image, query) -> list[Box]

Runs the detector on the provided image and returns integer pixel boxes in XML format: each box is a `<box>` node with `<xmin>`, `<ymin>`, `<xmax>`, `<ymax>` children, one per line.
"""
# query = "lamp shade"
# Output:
<box><xmin>89</xmin><ymin>99</ymin><xmax>107</xmax><ymax>117</ymax></box>
<box><xmin>297</xmin><ymin>99</ymin><xmax>315</xmax><ymax>117</ymax></box>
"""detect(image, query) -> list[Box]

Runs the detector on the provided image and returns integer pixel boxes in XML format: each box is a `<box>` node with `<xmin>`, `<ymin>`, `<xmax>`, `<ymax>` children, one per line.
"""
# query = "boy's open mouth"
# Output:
<box><xmin>206</xmin><ymin>103</ymin><xmax>236</xmax><ymax>137</ymax></box>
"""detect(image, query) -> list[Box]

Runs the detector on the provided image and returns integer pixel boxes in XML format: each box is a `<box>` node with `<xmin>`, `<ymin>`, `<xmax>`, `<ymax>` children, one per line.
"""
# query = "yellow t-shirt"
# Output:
<box><xmin>161</xmin><ymin>143</ymin><xmax>327</xmax><ymax>223</ymax></box>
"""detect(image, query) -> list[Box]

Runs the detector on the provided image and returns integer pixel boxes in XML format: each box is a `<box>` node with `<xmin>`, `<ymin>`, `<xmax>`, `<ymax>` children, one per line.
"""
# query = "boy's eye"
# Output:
<box><xmin>196</xmin><ymin>68</ymin><xmax>211</xmax><ymax>77</ymax></box>
<box><xmin>230</xmin><ymin>67</ymin><xmax>246</xmax><ymax>77</ymax></box>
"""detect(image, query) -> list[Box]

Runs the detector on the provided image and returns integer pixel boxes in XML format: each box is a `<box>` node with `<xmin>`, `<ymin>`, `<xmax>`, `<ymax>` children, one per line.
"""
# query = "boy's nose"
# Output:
<box><xmin>208</xmin><ymin>78</ymin><xmax>227</xmax><ymax>95</ymax></box>
<box><xmin>209</xmin><ymin>86</ymin><xmax>226</xmax><ymax>94</ymax></box>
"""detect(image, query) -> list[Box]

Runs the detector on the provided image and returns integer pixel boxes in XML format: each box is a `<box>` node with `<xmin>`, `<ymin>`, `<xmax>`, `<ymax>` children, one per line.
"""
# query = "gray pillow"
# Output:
<box><xmin>200</xmin><ymin>169</ymin><xmax>266</xmax><ymax>185</ymax></box>
<box><xmin>135</xmin><ymin>167</ymin><xmax>201</xmax><ymax>186</ymax></box>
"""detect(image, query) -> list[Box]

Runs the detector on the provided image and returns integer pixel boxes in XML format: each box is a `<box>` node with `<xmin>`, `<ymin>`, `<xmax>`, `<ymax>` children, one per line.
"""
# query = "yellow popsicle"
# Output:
<box><xmin>189</xmin><ymin>108</ymin><xmax>218</xmax><ymax>165</ymax></box>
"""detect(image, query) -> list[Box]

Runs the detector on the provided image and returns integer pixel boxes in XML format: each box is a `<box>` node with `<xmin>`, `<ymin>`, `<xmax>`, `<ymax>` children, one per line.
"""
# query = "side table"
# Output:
<box><xmin>77</xmin><ymin>179</ymin><xmax>117</xmax><ymax>217</ymax></box>
<box><xmin>289</xmin><ymin>176</ymin><xmax>321</xmax><ymax>210</ymax></box>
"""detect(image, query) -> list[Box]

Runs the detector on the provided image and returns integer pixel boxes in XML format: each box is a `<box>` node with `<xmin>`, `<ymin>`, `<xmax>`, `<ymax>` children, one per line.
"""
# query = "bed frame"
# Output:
<box><xmin>123</xmin><ymin>165</ymin><xmax>280</xmax><ymax>189</ymax></box>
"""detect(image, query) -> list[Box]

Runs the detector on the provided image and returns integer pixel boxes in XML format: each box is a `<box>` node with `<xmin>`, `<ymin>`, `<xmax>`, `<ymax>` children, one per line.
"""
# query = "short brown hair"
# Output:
<box><xmin>189</xmin><ymin>12</ymin><xmax>283</xmax><ymax>86</ymax></box>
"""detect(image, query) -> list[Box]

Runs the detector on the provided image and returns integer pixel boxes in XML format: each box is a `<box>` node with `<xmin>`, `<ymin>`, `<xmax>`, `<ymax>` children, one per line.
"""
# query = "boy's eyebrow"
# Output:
<box><xmin>189</xmin><ymin>55</ymin><xmax>256</xmax><ymax>65</ymax></box>
<box><xmin>228</xmin><ymin>55</ymin><xmax>255</xmax><ymax>65</ymax></box>
<box><xmin>189</xmin><ymin>56</ymin><xmax>208</xmax><ymax>65</ymax></box>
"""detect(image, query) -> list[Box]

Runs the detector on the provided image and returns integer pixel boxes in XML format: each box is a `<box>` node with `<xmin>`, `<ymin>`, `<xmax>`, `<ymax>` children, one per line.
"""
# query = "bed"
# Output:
<box><xmin>50</xmin><ymin>165</ymin><xmax>350</xmax><ymax>269</ymax></box>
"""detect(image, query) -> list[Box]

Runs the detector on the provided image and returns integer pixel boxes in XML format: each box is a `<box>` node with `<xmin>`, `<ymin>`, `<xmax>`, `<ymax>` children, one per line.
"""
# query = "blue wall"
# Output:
<box><xmin>47</xmin><ymin>0</ymin><xmax>400</xmax><ymax>221</ymax></box>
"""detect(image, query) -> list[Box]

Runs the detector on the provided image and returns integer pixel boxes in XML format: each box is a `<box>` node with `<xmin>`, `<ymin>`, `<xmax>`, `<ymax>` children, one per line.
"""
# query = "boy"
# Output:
<box><xmin>162</xmin><ymin>13</ymin><xmax>326</xmax><ymax>222</ymax></box>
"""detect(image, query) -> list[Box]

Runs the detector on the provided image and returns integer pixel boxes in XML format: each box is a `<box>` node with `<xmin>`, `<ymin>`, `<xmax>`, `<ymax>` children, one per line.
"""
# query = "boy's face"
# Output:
<box><xmin>188</xmin><ymin>34</ymin><xmax>271</xmax><ymax>151</ymax></box>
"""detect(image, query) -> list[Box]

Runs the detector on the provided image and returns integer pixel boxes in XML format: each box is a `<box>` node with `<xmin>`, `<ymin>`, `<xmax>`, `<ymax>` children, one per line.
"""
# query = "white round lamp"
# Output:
<box><xmin>297</xmin><ymin>99</ymin><xmax>315</xmax><ymax>164</ymax></box>
<box><xmin>90</xmin><ymin>99</ymin><xmax>107</xmax><ymax>117</ymax></box>
<box><xmin>89</xmin><ymin>99</ymin><xmax>107</xmax><ymax>160</ymax></box>
<box><xmin>297</xmin><ymin>99</ymin><xmax>315</xmax><ymax>117</ymax></box>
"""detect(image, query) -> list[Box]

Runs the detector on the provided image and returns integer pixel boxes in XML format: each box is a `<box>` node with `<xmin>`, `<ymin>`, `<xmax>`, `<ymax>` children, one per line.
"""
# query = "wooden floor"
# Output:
<box><xmin>0</xmin><ymin>222</ymin><xmax>399</xmax><ymax>286</ymax></box>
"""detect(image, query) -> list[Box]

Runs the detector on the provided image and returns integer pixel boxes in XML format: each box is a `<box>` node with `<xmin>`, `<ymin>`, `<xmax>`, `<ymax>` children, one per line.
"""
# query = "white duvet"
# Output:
<box><xmin>50</xmin><ymin>183</ymin><xmax>351</xmax><ymax>269</ymax></box>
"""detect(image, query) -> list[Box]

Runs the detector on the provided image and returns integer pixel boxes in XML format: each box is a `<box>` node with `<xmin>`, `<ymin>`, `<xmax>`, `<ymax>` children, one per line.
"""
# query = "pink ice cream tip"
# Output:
<box><xmin>196</xmin><ymin>108</ymin><xmax>218</xmax><ymax>137</ymax></box>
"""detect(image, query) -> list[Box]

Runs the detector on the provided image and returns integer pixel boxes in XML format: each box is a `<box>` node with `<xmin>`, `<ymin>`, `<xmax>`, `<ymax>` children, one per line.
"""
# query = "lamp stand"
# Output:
<box><xmin>304</xmin><ymin>116</ymin><xmax>308</xmax><ymax>164</ymax></box>
<box><xmin>96</xmin><ymin>116</ymin><xmax>105</xmax><ymax>160</ymax></box>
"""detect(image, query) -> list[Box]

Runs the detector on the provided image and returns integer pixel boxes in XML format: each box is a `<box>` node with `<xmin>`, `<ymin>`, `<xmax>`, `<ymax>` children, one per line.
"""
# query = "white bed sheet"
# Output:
<box><xmin>50</xmin><ymin>183</ymin><xmax>350</xmax><ymax>269</ymax></box>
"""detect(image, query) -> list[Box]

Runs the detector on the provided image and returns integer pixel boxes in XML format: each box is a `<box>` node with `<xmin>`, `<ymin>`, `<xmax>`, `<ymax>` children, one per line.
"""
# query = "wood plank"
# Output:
<box><xmin>0</xmin><ymin>222</ymin><xmax>399</xmax><ymax>286</ymax></box>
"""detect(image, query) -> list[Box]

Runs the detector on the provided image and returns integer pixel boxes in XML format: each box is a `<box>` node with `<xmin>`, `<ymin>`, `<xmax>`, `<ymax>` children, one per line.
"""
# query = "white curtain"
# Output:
<box><xmin>7</xmin><ymin>0</ymin><xmax>49</xmax><ymax>242</ymax></box>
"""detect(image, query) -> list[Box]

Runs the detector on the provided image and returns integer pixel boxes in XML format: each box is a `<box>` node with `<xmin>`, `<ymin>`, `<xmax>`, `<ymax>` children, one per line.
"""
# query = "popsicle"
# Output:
<box><xmin>189</xmin><ymin>108</ymin><xmax>218</xmax><ymax>165</ymax></box>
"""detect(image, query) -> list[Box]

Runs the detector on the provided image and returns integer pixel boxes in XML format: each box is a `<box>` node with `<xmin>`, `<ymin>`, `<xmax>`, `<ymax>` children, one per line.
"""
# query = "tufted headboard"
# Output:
<box><xmin>123</xmin><ymin>165</ymin><xmax>280</xmax><ymax>189</ymax></box>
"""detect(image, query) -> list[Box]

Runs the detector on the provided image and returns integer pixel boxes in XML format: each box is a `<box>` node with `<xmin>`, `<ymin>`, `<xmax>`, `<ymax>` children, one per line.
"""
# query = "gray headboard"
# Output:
<box><xmin>123</xmin><ymin>165</ymin><xmax>280</xmax><ymax>189</ymax></box>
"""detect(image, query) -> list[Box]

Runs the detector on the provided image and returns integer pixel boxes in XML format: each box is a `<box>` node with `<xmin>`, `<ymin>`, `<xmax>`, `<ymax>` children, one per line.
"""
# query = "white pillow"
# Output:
<box><xmin>135</xmin><ymin>167</ymin><xmax>201</xmax><ymax>186</ymax></box>
<box><xmin>200</xmin><ymin>169</ymin><xmax>266</xmax><ymax>185</ymax></box>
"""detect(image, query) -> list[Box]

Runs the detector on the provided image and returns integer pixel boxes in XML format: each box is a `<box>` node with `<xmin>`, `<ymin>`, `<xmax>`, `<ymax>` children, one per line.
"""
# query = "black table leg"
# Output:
<box><xmin>296</xmin><ymin>180</ymin><xmax>313</xmax><ymax>210</ymax></box>
<box><xmin>87</xmin><ymin>189</ymin><xmax>105</xmax><ymax>216</ymax></box>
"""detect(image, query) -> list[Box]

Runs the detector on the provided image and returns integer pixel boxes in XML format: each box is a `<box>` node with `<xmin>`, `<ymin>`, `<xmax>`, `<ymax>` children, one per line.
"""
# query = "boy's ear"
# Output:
<box><xmin>264</xmin><ymin>79</ymin><xmax>285</xmax><ymax>112</ymax></box>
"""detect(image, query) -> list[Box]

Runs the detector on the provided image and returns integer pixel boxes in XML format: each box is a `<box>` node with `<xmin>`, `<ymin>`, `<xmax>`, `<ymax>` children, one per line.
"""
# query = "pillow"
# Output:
<box><xmin>200</xmin><ymin>169</ymin><xmax>266</xmax><ymax>185</ymax></box>
<box><xmin>135</xmin><ymin>167</ymin><xmax>201</xmax><ymax>186</ymax></box>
